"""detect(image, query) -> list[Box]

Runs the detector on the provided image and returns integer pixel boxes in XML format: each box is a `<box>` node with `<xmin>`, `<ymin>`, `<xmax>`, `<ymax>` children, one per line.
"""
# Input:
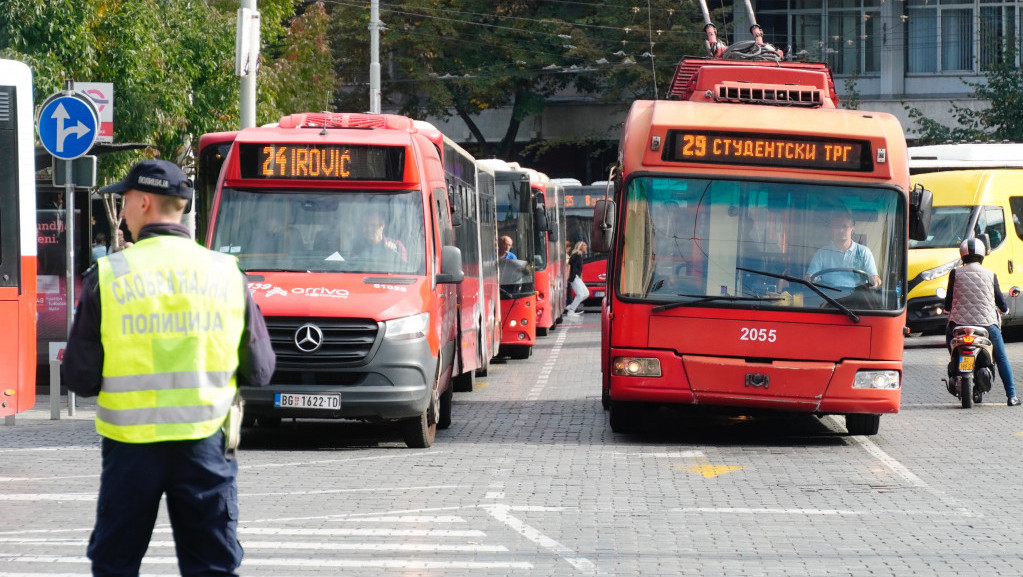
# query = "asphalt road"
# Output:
<box><xmin>3</xmin><ymin>315</ymin><xmax>1023</xmax><ymax>576</ymax></box>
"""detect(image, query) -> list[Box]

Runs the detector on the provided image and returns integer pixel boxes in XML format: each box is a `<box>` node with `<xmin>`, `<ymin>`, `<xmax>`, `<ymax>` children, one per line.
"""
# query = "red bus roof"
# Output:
<box><xmin>667</xmin><ymin>57</ymin><xmax>840</xmax><ymax>108</ymax></box>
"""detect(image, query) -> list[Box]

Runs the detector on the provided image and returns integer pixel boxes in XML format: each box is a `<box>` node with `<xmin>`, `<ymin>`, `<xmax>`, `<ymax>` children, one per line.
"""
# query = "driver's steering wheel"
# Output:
<box><xmin>809</xmin><ymin>267</ymin><xmax>873</xmax><ymax>288</ymax></box>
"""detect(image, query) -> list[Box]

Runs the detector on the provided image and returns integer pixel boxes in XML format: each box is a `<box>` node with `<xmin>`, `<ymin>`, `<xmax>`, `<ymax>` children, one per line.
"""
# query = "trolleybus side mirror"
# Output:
<box><xmin>546</xmin><ymin>210</ymin><xmax>559</xmax><ymax>240</ymax></box>
<box><xmin>591</xmin><ymin>199</ymin><xmax>615</xmax><ymax>253</ymax></box>
<box><xmin>436</xmin><ymin>245</ymin><xmax>464</xmax><ymax>284</ymax></box>
<box><xmin>534</xmin><ymin>205</ymin><xmax>550</xmax><ymax>232</ymax></box>
<box><xmin>909</xmin><ymin>183</ymin><xmax>932</xmax><ymax>241</ymax></box>
<box><xmin>449</xmin><ymin>185</ymin><xmax>464</xmax><ymax>227</ymax></box>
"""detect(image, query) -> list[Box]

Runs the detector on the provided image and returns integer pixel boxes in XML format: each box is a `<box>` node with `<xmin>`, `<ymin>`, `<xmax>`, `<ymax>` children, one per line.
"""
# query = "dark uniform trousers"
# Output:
<box><xmin>87</xmin><ymin>430</ymin><xmax>243</xmax><ymax>577</ymax></box>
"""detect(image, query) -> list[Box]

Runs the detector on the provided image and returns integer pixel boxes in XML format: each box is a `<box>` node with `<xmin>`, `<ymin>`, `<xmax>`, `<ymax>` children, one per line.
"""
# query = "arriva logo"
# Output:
<box><xmin>292</xmin><ymin>287</ymin><xmax>350</xmax><ymax>298</ymax></box>
<box><xmin>265</xmin><ymin>287</ymin><xmax>288</xmax><ymax>298</ymax></box>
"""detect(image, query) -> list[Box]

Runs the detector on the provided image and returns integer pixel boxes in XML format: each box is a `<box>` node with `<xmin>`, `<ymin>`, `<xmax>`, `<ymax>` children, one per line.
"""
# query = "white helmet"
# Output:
<box><xmin>960</xmin><ymin>237</ymin><xmax>986</xmax><ymax>258</ymax></box>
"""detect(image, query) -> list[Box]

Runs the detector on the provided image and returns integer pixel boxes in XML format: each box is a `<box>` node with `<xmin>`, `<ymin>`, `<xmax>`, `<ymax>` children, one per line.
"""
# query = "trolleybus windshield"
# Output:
<box><xmin>211</xmin><ymin>188</ymin><xmax>425</xmax><ymax>275</ymax></box>
<box><xmin>617</xmin><ymin>176</ymin><xmax>905</xmax><ymax>313</ymax></box>
<box><xmin>495</xmin><ymin>178</ymin><xmax>535</xmax><ymax>295</ymax></box>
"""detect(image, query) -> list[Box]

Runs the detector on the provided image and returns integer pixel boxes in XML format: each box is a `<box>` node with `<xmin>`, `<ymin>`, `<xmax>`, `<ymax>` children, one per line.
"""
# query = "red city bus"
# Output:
<box><xmin>204</xmin><ymin>112</ymin><xmax>468</xmax><ymax>448</ymax></box>
<box><xmin>530</xmin><ymin>175</ymin><xmax>567</xmax><ymax>336</ymax></box>
<box><xmin>0</xmin><ymin>59</ymin><xmax>36</xmax><ymax>418</ymax></box>
<box><xmin>480</xmin><ymin>160</ymin><xmax>538</xmax><ymax>360</ymax></box>
<box><xmin>560</xmin><ymin>181</ymin><xmax>610</xmax><ymax>307</ymax></box>
<box><xmin>415</xmin><ymin>122</ymin><xmax>501</xmax><ymax>390</ymax></box>
<box><xmin>593</xmin><ymin>57</ymin><xmax>930</xmax><ymax>436</ymax></box>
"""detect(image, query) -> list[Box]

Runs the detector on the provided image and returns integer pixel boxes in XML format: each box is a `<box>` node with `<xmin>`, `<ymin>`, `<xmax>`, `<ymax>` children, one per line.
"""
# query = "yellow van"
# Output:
<box><xmin>907</xmin><ymin>169</ymin><xmax>1023</xmax><ymax>333</ymax></box>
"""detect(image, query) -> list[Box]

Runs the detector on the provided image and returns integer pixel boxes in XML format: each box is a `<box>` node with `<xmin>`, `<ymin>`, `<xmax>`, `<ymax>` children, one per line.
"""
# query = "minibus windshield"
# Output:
<box><xmin>212</xmin><ymin>188</ymin><xmax>426</xmax><ymax>275</ymax></box>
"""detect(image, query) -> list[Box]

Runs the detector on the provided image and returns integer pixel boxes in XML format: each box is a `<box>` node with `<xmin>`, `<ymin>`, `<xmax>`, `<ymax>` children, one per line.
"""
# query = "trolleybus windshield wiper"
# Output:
<box><xmin>652</xmin><ymin>294</ymin><xmax>782</xmax><ymax>312</ymax></box>
<box><xmin>735</xmin><ymin>266</ymin><xmax>860</xmax><ymax>323</ymax></box>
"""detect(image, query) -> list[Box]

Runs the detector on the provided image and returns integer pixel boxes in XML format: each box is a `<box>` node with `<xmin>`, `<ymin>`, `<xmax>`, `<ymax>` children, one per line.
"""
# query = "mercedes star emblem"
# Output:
<box><xmin>294</xmin><ymin>323</ymin><xmax>324</xmax><ymax>353</ymax></box>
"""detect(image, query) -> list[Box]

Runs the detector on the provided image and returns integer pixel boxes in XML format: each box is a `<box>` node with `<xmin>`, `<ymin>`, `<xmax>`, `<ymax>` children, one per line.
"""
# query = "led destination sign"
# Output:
<box><xmin>238</xmin><ymin>143</ymin><xmax>406</xmax><ymax>181</ymax></box>
<box><xmin>666</xmin><ymin>131</ymin><xmax>872</xmax><ymax>172</ymax></box>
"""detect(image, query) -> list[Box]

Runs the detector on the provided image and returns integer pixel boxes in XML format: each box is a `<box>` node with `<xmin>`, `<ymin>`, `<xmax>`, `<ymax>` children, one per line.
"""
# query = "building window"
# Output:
<box><xmin>980</xmin><ymin>4</ymin><xmax>1018</xmax><ymax>69</ymax></box>
<box><xmin>907</xmin><ymin>0</ymin><xmax>1020</xmax><ymax>73</ymax></box>
<box><xmin>758</xmin><ymin>0</ymin><xmax>880</xmax><ymax>75</ymax></box>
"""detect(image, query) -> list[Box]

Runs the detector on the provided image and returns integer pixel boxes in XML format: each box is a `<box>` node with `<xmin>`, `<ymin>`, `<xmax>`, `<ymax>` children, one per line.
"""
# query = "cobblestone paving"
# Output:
<box><xmin>3</xmin><ymin>317</ymin><xmax>1023</xmax><ymax>576</ymax></box>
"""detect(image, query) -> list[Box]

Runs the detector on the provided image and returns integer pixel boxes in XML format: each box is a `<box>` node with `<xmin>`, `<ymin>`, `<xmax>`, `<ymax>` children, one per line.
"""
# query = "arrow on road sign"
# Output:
<box><xmin>51</xmin><ymin>103</ymin><xmax>92</xmax><ymax>153</ymax></box>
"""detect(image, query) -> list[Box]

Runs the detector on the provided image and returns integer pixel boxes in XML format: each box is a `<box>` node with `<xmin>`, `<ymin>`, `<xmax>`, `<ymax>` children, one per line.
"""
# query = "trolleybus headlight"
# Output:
<box><xmin>853</xmin><ymin>370</ymin><xmax>900</xmax><ymax>390</ymax></box>
<box><xmin>935</xmin><ymin>287</ymin><xmax>947</xmax><ymax>300</ymax></box>
<box><xmin>920</xmin><ymin>260</ymin><xmax>959</xmax><ymax>281</ymax></box>
<box><xmin>509</xmin><ymin>319</ymin><xmax>517</xmax><ymax>327</ymax></box>
<box><xmin>612</xmin><ymin>357</ymin><xmax>662</xmax><ymax>377</ymax></box>
<box><xmin>384</xmin><ymin>312</ymin><xmax>430</xmax><ymax>340</ymax></box>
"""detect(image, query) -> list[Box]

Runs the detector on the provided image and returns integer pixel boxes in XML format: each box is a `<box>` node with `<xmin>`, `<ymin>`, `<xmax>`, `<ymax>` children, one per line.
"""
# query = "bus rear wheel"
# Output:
<box><xmin>844</xmin><ymin>414</ymin><xmax>880</xmax><ymax>436</ymax></box>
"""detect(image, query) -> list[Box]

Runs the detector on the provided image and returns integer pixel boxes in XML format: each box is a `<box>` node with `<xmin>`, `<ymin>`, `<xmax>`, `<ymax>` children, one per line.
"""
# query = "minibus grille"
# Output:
<box><xmin>265</xmin><ymin>317</ymin><xmax>380</xmax><ymax>368</ymax></box>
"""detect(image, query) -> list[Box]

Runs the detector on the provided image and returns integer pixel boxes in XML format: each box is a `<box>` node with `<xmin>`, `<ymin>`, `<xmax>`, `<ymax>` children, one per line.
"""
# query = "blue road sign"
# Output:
<box><xmin>38</xmin><ymin>92</ymin><xmax>99</xmax><ymax>160</ymax></box>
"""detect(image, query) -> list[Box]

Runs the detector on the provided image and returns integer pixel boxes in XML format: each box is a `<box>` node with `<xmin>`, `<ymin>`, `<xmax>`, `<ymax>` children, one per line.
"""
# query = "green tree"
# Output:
<box><xmin>263</xmin><ymin>1</ymin><xmax>338</xmax><ymax>117</ymax></box>
<box><xmin>328</xmin><ymin>1</ymin><xmax>703</xmax><ymax>160</ymax></box>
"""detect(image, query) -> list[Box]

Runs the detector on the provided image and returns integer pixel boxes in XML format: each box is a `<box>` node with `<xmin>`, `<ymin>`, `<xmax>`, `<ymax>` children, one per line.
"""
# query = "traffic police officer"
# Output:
<box><xmin>63</xmin><ymin>159</ymin><xmax>276</xmax><ymax>576</ymax></box>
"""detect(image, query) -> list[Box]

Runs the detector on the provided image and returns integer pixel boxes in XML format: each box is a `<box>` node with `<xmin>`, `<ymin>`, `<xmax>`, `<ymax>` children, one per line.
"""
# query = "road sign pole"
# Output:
<box><xmin>64</xmin><ymin>158</ymin><xmax>76</xmax><ymax>416</ymax></box>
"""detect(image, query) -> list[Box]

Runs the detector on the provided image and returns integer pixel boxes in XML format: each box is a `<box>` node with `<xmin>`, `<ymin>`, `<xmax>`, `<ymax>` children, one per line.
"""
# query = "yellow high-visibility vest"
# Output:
<box><xmin>95</xmin><ymin>235</ymin><xmax>246</xmax><ymax>443</ymax></box>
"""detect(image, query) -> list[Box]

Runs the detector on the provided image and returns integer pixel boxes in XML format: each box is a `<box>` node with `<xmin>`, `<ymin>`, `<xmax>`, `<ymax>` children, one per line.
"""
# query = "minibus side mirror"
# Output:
<box><xmin>591</xmin><ymin>199</ymin><xmax>615</xmax><ymax>253</ymax></box>
<box><xmin>909</xmin><ymin>183</ymin><xmax>932</xmax><ymax>241</ymax></box>
<box><xmin>436</xmin><ymin>245</ymin><xmax>464</xmax><ymax>284</ymax></box>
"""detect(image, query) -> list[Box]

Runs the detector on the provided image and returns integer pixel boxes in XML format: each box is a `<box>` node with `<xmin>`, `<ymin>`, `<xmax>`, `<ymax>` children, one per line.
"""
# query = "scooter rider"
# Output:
<box><xmin>944</xmin><ymin>237</ymin><xmax>1020</xmax><ymax>406</ymax></box>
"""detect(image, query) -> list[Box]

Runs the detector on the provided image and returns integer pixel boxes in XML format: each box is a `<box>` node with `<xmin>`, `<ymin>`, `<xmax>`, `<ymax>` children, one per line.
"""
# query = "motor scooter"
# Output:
<box><xmin>943</xmin><ymin>325</ymin><xmax>995</xmax><ymax>409</ymax></box>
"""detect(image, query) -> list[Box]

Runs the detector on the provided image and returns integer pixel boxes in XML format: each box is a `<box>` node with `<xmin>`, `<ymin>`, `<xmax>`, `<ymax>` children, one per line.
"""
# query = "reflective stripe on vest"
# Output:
<box><xmin>96</xmin><ymin>236</ymin><xmax>246</xmax><ymax>443</ymax></box>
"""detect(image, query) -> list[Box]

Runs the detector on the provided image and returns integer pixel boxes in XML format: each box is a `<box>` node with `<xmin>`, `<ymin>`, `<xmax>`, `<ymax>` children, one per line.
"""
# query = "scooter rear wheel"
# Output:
<box><xmin>961</xmin><ymin>377</ymin><xmax>974</xmax><ymax>409</ymax></box>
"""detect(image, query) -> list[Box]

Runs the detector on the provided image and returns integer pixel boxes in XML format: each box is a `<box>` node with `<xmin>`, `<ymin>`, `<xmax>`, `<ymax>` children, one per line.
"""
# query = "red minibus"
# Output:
<box><xmin>204</xmin><ymin>112</ymin><xmax>467</xmax><ymax>448</ymax></box>
<box><xmin>593</xmin><ymin>57</ymin><xmax>930</xmax><ymax>436</ymax></box>
<box><xmin>0</xmin><ymin>59</ymin><xmax>36</xmax><ymax>418</ymax></box>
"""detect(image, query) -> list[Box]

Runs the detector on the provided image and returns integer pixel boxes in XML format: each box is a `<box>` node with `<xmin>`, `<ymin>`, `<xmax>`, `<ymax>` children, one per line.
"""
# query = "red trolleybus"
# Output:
<box><xmin>480</xmin><ymin>159</ymin><xmax>539</xmax><ymax>360</ymax></box>
<box><xmin>559</xmin><ymin>181</ymin><xmax>610</xmax><ymax>307</ymax></box>
<box><xmin>530</xmin><ymin>174</ymin><xmax>567</xmax><ymax>336</ymax></box>
<box><xmin>205</xmin><ymin>112</ymin><xmax>466</xmax><ymax>448</ymax></box>
<box><xmin>414</xmin><ymin>122</ymin><xmax>501</xmax><ymax>390</ymax></box>
<box><xmin>593</xmin><ymin>57</ymin><xmax>930</xmax><ymax>436</ymax></box>
<box><xmin>0</xmin><ymin>59</ymin><xmax>36</xmax><ymax>418</ymax></box>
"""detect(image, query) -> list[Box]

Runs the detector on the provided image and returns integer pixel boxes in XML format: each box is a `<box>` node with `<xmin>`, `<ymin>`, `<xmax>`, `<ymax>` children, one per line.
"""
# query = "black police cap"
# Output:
<box><xmin>100</xmin><ymin>159</ymin><xmax>193</xmax><ymax>199</ymax></box>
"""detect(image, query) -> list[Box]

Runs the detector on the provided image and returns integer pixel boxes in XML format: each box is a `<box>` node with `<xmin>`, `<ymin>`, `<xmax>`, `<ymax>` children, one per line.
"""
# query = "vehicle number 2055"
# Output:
<box><xmin>740</xmin><ymin>327</ymin><xmax>777</xmax><ymax>342</ymax></box>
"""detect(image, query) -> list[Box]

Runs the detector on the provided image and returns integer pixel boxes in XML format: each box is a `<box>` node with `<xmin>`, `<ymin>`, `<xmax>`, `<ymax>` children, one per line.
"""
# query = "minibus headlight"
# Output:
<box><xmin>612</xmin><ymin>357</ymin><xmax>662</xmax><ymax>377</ymax></box>
<box><xmin>853</xmin><ymin>370</ymin><xmax>900</xmax><ymax>390</ymax></box>
<box><xmin>384</xmin><ymin>312</ymin><xmax>430</xmax><ymax>340</ymax></box>
<box><xmin>920</xmin><ymin>259</ymin><xmax>959</xmax><ymax>281</ymax></box>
